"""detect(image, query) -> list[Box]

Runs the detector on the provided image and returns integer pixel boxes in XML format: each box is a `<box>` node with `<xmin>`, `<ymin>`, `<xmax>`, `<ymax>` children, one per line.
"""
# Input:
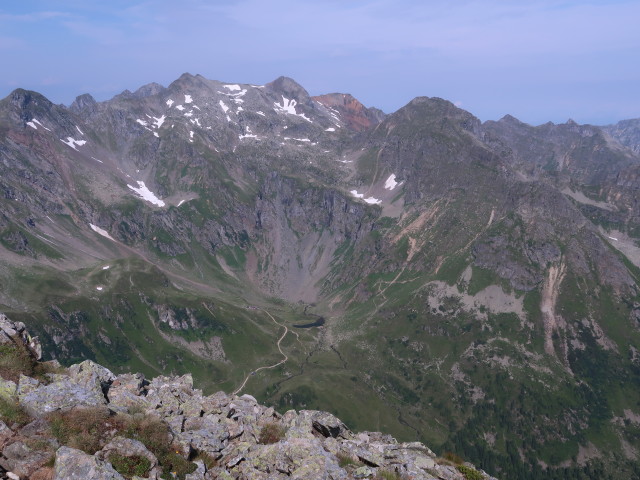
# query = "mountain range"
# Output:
<box><xmin>1</xmin><ymin>73</ymin><xmax>639</xmax><ymax>479</ymax></box>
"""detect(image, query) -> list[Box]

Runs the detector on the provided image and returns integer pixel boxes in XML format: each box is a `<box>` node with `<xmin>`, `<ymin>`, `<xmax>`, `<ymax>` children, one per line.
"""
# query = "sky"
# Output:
<box><xmin>1</xmin><ymin>0</ymin><xmax>639</xmax><ymax>125</ymax></box>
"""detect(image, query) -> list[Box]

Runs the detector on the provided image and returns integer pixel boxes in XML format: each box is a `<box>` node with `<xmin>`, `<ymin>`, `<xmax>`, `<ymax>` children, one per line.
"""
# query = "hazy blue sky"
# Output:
<box><xmin>1</xmin><ymin>0</ymin><xmax>638</xmax><ymax>125</ymax></box>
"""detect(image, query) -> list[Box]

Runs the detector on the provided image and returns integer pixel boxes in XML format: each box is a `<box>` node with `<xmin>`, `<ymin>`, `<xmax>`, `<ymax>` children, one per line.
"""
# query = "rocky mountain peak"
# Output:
<box><xmin>69</xmin><ymin>93</ymin><xmax>97</xmax><ymax>114</ymax></box>
<box><xmin>312</xmin><ymin>93</ymin><xmax>385</xmax><ymax>132</ymax></box>
<box><xmin>133</xmin><ymin>82</ymin><xmax>166</xmax><ymax>99</ymax></box>
<box><xmin>266</xmin><ymin>75</ymin><xmax>312</xmax><ymax>104</ymax></box>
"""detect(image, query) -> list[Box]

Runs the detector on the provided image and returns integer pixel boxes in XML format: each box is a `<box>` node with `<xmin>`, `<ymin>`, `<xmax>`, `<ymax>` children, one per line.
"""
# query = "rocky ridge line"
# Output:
<box><xmin>0</xmin><ymin>314</ymin><xmax>496</xmax><ymax>480</ymax></box>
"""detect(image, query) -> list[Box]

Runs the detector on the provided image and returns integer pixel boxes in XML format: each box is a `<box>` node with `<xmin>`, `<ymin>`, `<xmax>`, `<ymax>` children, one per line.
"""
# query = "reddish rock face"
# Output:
<box><xmin>312</xmin><ymin>93</ymin><xmax>385</xmax><ymax>132</ymax></box>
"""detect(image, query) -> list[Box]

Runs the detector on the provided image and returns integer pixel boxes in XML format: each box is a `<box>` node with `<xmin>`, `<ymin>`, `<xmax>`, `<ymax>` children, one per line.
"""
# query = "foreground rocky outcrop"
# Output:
<box><xmin>0</xmin><ymin>315</ymin><xmax>496</xmax><ymax>480</ymax></box>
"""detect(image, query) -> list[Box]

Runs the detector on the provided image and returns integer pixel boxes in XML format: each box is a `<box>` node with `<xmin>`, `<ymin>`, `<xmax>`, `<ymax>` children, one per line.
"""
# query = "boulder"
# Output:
<box><xmin>68</xmin><ymin>360</ymin><xmax>115</xmax><ymax>390</ymax></box>
<box><xmin>53</xmin><ymin>446</ymin><xmax>125</xmax><ymax>480</ymax></box>
<box><xmin>0</xmin><ymin>440</ymin><xmax>52</xmax><ymax>478</ymax></box>
<box><xmin>310</xmin><ymin>411</ymin><xmax>350</xmax><ymax>439</ymax></box>
<box><xmin>19</xmin><ymin>376</ymin><xmax>106</xmax><ymax>416</ymax></box>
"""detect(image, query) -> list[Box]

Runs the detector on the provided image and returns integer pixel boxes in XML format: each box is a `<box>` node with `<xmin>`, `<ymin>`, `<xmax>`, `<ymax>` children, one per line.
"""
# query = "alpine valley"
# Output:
<box><xmin>1</xmin><ymin>73</ymin><xmax>640</xmax><ymax>479</ymax></box>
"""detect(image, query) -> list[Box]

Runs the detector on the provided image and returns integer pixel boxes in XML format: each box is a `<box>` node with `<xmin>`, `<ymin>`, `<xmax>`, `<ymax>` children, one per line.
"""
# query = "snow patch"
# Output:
<box><xmin>33</xmin><ymin>119</ymin><xmax>50</xmax><ymax>131</ymax></box>
<box><xmin>273</xmin><ymin>96</ymin><xmax>312</xmax><ymax>122</ymax></box>
<box><xmin>325</xmin><ymin>127</ymin><xmax>335</xmax><ymax>132</ymax></box>
<box><xmin>96</xmin><ymin>286</ymin><xmax>103</xmax><ymax>291</ymax></box>
<box><xmin>224</xmin><ymin>84</ymin><xmax>241</xmax><ymax>91</ymax></box>
<box><xmin>384</xmin><ymin>174</ymin><xmax>399</xmax><ymax>190</ymax></box>
<box><xmin>239</xmin><ymin>126</ymin><xmax>258</xmax><ymax>140</ymax></box>
<box><xmin>153</xmin><ymin>132</ymin><xmax>159</xmax><ymax>138</ymax></box>
<box><xmin>608</xmin><ymin>236</ymin><xmax>619</xmax><ymax>241</ymax></box>
<box><xmin>284</xmin><ymin>137</ymin><xmax>311</xmax><ymax>142</ymax></box>
<box><xmin>27</xmin><ymin>121</ymin><xmax>37</xmax><ymax>129</ymax></box>
<box><xmin>256</xmin><ymin>111</ymin><xmax>266</xmax><ymax>116</ymax></box>
<box><xmin>219</xmin><ymin>100</ymin><xmax>229</xmax><ymax>113</ymax></box>
<box><xmin>136</xmin><ymin>119</ymin><xmax>148</xmax><ymax>126</ymax></box>
<box><xmin>176</xmin><ymin>105</ymin><xmax>185</xmax><ymax>111</ymax></box>
<box><xmin>60</xmin><ymin>137</ymin><xmax>87</xmax><ymax>150</ymax></box>
<box><xmin>102</xmin><ymin>265</ymin><xmax>110</xmax><ymax>270</ymax></box>
<box><xmin>184</xmin><ymin>94</ymin><xmax>193</xmax><ymax>104</ymax></box>
<box><xmin>350</xmin><ymin>190</ymin><xmax>381</xmax><ymax>205</ymax></box>
<box><xmin>127</xmin><ymin>181</ymin><xmax>165</xmax><ymax>207</ymax></box>
<box><xmin>152</xmin><ymin>115</ymin><xmax>166</xmax><ymax>128</ymax></box>
<box><xmin>166</xmin><ymin>99</ymin><xmax>174</xmax><ymax>107</ymax></box>
<box><xmin>190</xmin><ymin>131</ymin><xmax>194</xmax><ymax>139</ymax></box>
<box><xmin>184</xmin><ymin>111</ymin><xmax>193</xmax><ymax>117</ymax></box>
<box><xmin>90</xmin><ymin>224</ymin><xmax>115</xmax><ymax>241</ymax></box>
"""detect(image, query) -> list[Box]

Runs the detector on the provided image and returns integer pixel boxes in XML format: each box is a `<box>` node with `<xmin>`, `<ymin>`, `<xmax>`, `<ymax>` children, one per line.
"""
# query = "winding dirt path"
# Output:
<box><xmin>232</xmin><ymin>308</ymin><xmax>291</xmax><ymax>395</ymax></box>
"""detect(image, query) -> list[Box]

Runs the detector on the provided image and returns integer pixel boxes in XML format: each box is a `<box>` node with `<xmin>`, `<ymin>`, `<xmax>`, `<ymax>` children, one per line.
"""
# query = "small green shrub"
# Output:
<box><xmin>194</xmin><ymin>451</ymin><xmax>218</xmax><ymax>469</ymax></box>
<box><xmin>48</xmin><ymin>407</ymin><xmax>113</xmax><ymax>454</ymax></box>
<box><xmin>121</xmin><ymin>415</ymin><xmax>196</xmax><ymax>479</ymax></box>
<box><xmin>0</xmin><ymin>343</ymin><xmax>61</xmax><ymax>383</ymax></box>
<box><xmin>337</xmin><ymin>452</ymin><xmax>363</xmax><ymax>468</ymax></box>
<box><xmin>110</xmin><ymin>454</ymin><xmax>151</xmax><ymax>479</ymax></box>
<box><xmin>457</xmin><ymin>464</ymin><xmax>484</xmax><ymax>480</ymax></box>
<box><xmin>0</xmin><ymin>344</ymin><xmax>35</xmax><ymax>382</ymax></box>
<box><xmin>442</xmin><ymin>451</ymin><xmax>464</xmax><ymax>464</ymax></box>
<box><xmin>0</xmin><ymin>396</ymin><xmax>30</xmax><ymax>426</ymax></box>
<box><xmin>257</xmin><ymin>421</ymin><xmax>287</xmax><ymax>444</ymax></box>
<box><xmin>374</xmin><ymin>469</ymin><xmax>406</xmax><ymax>480</ymax></box>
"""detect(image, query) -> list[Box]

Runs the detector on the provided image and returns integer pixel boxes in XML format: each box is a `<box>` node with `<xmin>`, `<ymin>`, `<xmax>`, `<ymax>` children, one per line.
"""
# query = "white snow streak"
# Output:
<box><xmin>136</xmin><ymin>119</ymin><xmax>148</xmax><ymax>126</ymax></box>
<box><xmin>325</xmin><ymin>127</ymin><xmax>336</xmax><ymax>132</ymax></box>
<box><xmin>239</xmin><ymin>126</ymin><xmax>258</xmax><ymax>140</ymax></box>
<box><xmin>33</xmin><ymin>119</ymin><xmax>50</xmax><ymax>131</ymax></box>
<box><xmin>90</xmin><ymin>224</ymin><xmax>115</xmax><ymax>241</ymax></box>
<box><xmin>127</xmin><ymin>181</ymin><xmax>165</xmax><ymax>207</ymax></box>
<box><xmin>350</xmin><ymin>190</ymin><xmax>381</xmax><ymax>205</ymax></box>
<box><xmin>60</xmin><ymin>137</ymin><xmax>87</xmax><ymax>150</ymax></box>
<box><xmin>27</xmin><ymin>121</ymin><xmax>37</xmax><ymax>129</ymax></box>
<box><xmin>273</xmin><ymin>96</ymin><xmax>312</xmax><ymax>122</ymax></box>
<box><xmin>152</xmin><ymin>115</ymin><xmax>166</xmax><ymax>128</ymax></box>
<box><xmin>384</xmin><ymin>174</ymin><xmax>399</xmax><ymax>190</ymax></box>
<box><xmin>90</xmin><ymin>156</ymin><xmax>103</xmax><ymax>163</ymax></box>
<box><xmin>608</xmin><ymin>236</ymin><xmax>619</xmax><ymax>241</ymax></box>
<box><xmin>102</xmin><ymin>265</ymin><xmax>110</xmax><ymax>270</ymax></box>
<box><xmin>76</xmin><ymin>126</ymin><xmax>84</xmax><ymax>135</ymax></box>
<box><xmin>256</xmin><ymin>111</ymin><xmax>266</xmax><ymax>116</ymax></box>
<box><xmin>219</xmin><ymin>100</ymin><xmax>229</xmax><ymax>113</ymax></box>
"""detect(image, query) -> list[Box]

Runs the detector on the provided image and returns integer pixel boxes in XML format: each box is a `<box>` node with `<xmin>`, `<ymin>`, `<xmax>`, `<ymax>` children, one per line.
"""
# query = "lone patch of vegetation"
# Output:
<box><xmin>0</xmin><ymin>396</ymin><xmax>30</xmax><ymax>426</ymax></box>
<box><xmin>457</xmin><ymin>464</ymin><xmax>484</xmax><ymax>480</ymax></box>
<box><xmin>257</xmin><ymin>421</ymin><xmax>287</xmax><ymax>444</ymax></box>
<box><xmin>109</xmin><ymin>453</ymin><xmax>151</xmax><ymax>479</ymax></box>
